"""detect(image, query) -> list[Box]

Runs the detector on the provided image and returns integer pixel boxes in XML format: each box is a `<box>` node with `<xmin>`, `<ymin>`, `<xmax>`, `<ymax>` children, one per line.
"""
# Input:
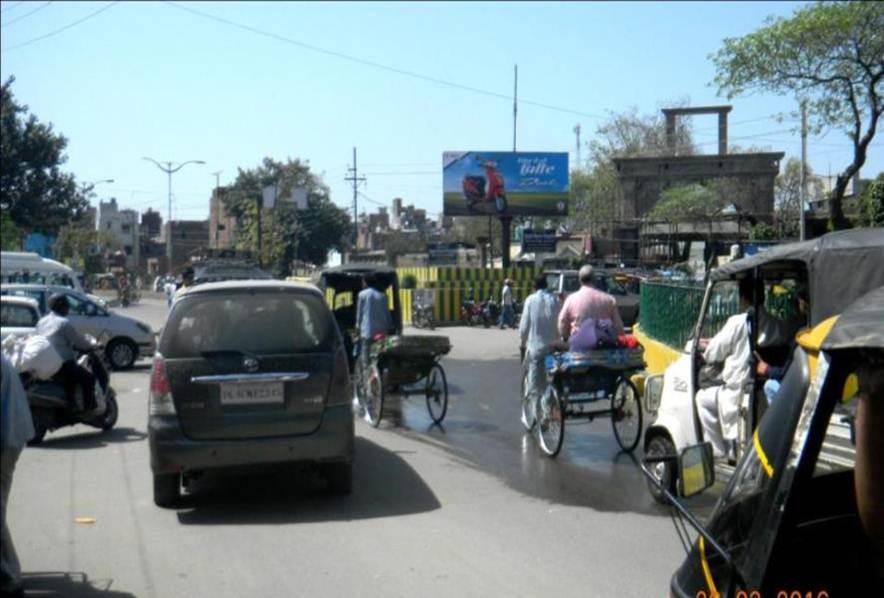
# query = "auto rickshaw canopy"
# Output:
<box><xmin>710</xmin><ymin>228</ymin><xmax>884</xmax><ymax>327</ymax></box>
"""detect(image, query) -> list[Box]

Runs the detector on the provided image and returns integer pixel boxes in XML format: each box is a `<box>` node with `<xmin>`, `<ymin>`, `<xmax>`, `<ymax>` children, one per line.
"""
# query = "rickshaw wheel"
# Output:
<box><xmin>425</xmin><ymin>363</ymin><xmax>448</xmax><ymax>424</ymax></box>
<box><xmin>645</xmin><ymin>434</ymin><xmax>677</xmax><ymax>504</ymax></box>
<box><xmin>365</xmin><ymin>364</ymin><xmax>384</xmax><ymax>428</ymax></box>
<box><xmin>536</xmin><ymin>384</ymin><xmax>565</xmax><ymax>457</ymax></box>
<box><xmin>520</xmin><ymin>370</ymin><xmax>536</xmax><ymax>432</ymax></box>
<box><xmin>611</xmin><ymin>377</ymin><xmax>642</xmax><ymax>452</ymax></box>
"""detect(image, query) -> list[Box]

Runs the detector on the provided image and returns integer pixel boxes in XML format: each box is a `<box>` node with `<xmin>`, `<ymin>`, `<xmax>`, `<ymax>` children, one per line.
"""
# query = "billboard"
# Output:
<box><xmin>521</xmin><ymin>229</ymin><xmax>557</xmax><ymax>254</ymax></box>
<box><xmin>443</xmin><ymin>151</ymin><xmax>568</xmax><ymax>217</ymax></box>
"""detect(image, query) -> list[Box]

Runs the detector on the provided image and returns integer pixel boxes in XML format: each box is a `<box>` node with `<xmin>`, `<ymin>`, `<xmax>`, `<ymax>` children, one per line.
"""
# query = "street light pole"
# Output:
<box><xmin>142</xmin><ymin>157</ymin><xmax>206</xmax><ymax>226</ymax></box>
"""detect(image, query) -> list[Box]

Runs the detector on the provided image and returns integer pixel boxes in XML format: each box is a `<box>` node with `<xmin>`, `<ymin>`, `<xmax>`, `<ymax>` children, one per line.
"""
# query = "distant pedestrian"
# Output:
<box><xmin>519</xmin><ymin>275</ymin><xmax>562</xmax><ymax>428</ymax></box>
<box><xmin>1</xmin><ymin>353</ymin><xmax>34</xmax><ymax>598</ymax></box>
<box><xmin>499</xmin><ymin>279</ymin><xmax>515</xmax><ymax>329</ymax></box>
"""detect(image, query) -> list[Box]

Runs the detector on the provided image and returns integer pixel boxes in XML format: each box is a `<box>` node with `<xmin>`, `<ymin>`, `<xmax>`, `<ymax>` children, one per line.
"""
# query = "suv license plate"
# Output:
<box><xmin>220</xmin><ymin>382</ymin><xmax>284</xmax><ymax>405</ymax></box>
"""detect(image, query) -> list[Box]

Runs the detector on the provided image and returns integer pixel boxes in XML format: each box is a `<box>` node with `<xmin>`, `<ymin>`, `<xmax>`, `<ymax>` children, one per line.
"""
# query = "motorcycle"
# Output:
<box><xmin>460</xmin><ymin>291</ymin><xmax>484</xmax><ymax>327</ymax></box>
<box><xmin>462</xmin><ymin>157</ymin><xmax>508</xmax><ymax>214</ymax></box>
<box><xmin>412</xmin><ymin>304</ymin><xmax>435</xmax><ymax>330</ymax></box>
<box><xmin>481</xmin><ymin>297</ymin><xmax>500</xmax><ymax>328</ymax></box>
<box><xmin>23</xmin><ymin>334</ymin><xmax>119</xmax><ymax>445</ymax></box>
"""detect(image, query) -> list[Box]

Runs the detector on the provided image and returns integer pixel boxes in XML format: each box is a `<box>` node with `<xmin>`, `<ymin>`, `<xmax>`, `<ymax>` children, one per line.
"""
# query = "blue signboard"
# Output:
<box><xmin>521</xmin><ymin>229</ymin><xmax>557</xmax><ymax>253</ymax></box>
<box><xmin>443</xmin><ymin>151</ymin><xmax>569</xmax><ymax>216</ymax></box>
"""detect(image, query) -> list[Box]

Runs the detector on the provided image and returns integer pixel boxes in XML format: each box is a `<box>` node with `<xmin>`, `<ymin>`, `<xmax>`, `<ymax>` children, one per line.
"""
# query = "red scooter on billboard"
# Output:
<box><xmin>462</xmin><ymin>157</ymin><xmax>508</xmax><ymax>214</ymax></box>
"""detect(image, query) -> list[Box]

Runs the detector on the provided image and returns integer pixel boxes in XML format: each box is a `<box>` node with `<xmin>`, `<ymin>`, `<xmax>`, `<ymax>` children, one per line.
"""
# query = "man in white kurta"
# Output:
<box><xmin>696</xmin><ymin>279</ymin><xmax>753</xmax><ymax>458</ymax></box>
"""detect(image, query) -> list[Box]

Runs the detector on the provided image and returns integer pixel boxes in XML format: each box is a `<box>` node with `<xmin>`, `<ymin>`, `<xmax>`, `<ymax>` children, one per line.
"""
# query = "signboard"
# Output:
<box><xmin>427</xmin><ymin>243</ymin><xmax>459</xmax><ymax>265</ymax></box>
<box><xmin>443</xmin><ymin>151</ymin><xmax>568</xmax><ymax>216</ymax></box>
<box><xmin>521</xmin><ymin>229</ymin><xmax>557</xmax><ymax>254</ymax></box>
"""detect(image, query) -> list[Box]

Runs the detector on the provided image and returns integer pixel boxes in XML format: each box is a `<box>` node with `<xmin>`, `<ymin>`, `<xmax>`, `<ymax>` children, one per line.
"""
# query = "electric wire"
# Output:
<box><xmin>1</xmin><ymin>1</ymin><xmax>50</xmax><ymax>28</ymax></box>
<box><xmin>0</xmin><ymin>2</ymin><xmax>25</xmax><ymax>15</ymax></box>
<box><xmin>162</xmin><ymin>1</ymin><xmax>608</xmax><ymax>121</ymax></box>
<box><xmin>1</xmin><ymin>1</ymin><xmax>119</xmax><ymax>52</ymax></box>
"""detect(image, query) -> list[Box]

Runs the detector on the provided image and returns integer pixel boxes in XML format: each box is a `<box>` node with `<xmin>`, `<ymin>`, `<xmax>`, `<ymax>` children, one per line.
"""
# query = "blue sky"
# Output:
<box><xmin>2</xmin><ymin>1</ymin><xmax>881</xmax><ymax>224</ymax></box>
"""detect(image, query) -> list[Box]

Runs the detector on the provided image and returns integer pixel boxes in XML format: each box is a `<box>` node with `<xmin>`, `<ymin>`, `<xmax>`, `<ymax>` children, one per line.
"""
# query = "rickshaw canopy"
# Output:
<box><xmin>821</xmin><ymin>285</ymin><xmax>884</xmax><ymax>352</ymax></box>
<box><xmin>710</xmin><ymin>228</ymin><xmax>884</xmax><ymax>326</ymax></box>
<box><xmin>315</xmin><ymin>265</ymin><xmax>399</xmax><ymax>293</ymax></box>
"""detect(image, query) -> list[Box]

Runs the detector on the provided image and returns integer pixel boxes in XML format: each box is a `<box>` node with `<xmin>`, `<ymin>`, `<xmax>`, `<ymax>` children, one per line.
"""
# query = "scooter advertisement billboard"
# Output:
<box><xmin>443</xmin><ymin>151</ymin><xmax>569</xmax><ymax>216</ymax></box>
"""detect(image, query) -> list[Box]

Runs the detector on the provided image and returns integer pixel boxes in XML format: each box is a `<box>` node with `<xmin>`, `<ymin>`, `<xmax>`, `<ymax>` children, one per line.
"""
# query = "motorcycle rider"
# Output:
<box><xmin>35</xmin><ymin>294</ymin><xmax>98</xmax><ymax>413</ymax></box>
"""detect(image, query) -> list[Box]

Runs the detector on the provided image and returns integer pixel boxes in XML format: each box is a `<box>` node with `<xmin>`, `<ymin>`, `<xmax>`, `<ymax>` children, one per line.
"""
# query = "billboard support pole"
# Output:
<box><xmin>500</xmin><ymin>64</ymin><xmax>517</xmax><ymax>269</ymax></box>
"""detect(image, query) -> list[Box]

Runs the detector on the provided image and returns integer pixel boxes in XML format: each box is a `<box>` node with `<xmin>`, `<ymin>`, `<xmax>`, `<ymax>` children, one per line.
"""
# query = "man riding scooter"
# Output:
<box><xmin>35</xmin><ymin>294</ymin><xmax>98</xmax><ymax>413</ymax></box>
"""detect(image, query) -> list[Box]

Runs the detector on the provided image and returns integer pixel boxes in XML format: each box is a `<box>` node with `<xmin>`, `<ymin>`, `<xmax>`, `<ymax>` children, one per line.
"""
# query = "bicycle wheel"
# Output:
<box><xmin>536</xmin><ymin>384</ymin><xmax>565</xmax><ymax>457</ymax></box>
<box><xmin>611</xmin><ymin>377</ymin><xmax>642</xmax><ymax>452</ymax></box>
<box><xmin>425</xmin><ymin>363</ymin><xmax>448</xmax><ymax>424</ymax></box>
<box><xmin>365</xmin><ymin>364</ymin><xmax>384</xmax><ymax>427</ymax></box>
<box><xmin>520</xmin><ymin>369</ymin><xmax>535</xmax><ymax>431</ymax></box>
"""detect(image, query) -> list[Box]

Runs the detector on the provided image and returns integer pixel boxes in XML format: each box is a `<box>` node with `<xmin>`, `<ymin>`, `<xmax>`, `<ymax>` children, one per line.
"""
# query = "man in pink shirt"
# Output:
<box><xmin>558</xmin><ymin>265</ymin><xmax>624</xmax><ymax>341</ymax></box>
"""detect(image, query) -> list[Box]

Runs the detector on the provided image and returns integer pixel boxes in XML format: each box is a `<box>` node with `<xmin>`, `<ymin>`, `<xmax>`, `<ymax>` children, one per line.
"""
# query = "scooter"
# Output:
<box><xmin>462</xmin><ymin>157</ymin><xmax>508</xmax><ymax>214</ymax></box>
<box><xmin>412</xmin><ymin>304</ymin><xmax>435</xmax><ymax>330</ymax></box>
<box><xmin>23</xmin><ymin>335</ymin><xmax>119</xmax><ymax>445</ymax></box>
<box><xmin>460</xmin><ymin>291</ymin><xmax>484</xmax><ymax>326</ymax></box>
<box><xmin>481</xmin><ymin>297</ymin><xmax>500</xmax><ymax>328</ymax></box>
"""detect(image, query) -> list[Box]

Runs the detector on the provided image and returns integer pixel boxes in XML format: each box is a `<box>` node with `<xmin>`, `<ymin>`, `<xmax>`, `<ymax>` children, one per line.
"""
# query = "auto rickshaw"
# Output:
<box><xmin>643</xmin><ymin>285</ymin><xmax>884</xmax><ymax>597</ymax></box>
<box><xmin>643</xmin><ymin>228</ymin><xmax>884</xmax><ymax>501</ymax></box>
<box><xmin>315</xmin><ymin>265</ymin><xmax>402</xmax><ymax>371</ymax></box>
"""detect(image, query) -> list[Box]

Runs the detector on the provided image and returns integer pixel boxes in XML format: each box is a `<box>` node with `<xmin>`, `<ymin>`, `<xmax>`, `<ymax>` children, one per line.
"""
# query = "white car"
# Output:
<box><xmin>0</xmin><ymin>284</ymin><xmax>156</xmax><ymax>370</ymax></box>
<box><xmin>0</xmin><ymin>296</ymin><xmax>40</xmax><ymax>342</ymax></box>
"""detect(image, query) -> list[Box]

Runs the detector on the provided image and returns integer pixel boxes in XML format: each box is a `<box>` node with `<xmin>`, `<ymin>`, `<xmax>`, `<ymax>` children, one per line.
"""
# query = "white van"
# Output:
<box><xmin>1</xmin><ymin>251</ymin><xmax>85</xmax><ymax>293</ymax></box>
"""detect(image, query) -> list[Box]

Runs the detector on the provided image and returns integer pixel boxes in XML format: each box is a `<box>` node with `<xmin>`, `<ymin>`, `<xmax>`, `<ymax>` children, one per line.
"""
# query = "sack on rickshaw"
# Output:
<box><xmin>568</xmin><ymin>317</ymin><xmax>619</xmax><ymax>352</ymax></box>
<box><xmin>372</xmin><ymin>335</ymin><xmax>451</xmax><ymax>359</ymax></box>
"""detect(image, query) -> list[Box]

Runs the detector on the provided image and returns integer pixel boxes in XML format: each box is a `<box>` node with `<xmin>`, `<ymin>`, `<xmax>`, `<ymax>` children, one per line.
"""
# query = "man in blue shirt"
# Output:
<box><xmin>356</xmin><ymin>273</ymin><xmax>392</xmax><ymax>374</ymax></box>
<box><xmin>1</xmin><ymin>353</ymin><xmax>34</xmax><ymax>598</ymax></box>
<box><xmin>519</xmin><ymin>275</ymin><xmax>562</xmax><ymax>428</ymax></box>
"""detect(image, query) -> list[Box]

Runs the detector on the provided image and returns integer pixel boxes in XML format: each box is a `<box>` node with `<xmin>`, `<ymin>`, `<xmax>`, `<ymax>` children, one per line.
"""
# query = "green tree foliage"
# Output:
<box><xmin>648</xmin><ymin>184</ymin><xmax>726</xmax><ymax>227</ymax></box>
<box><xmin>384</xmin><ymin>230</ymin><xmax>428</xmax><ymax>266</ymax></box>
<box><xmin>856</xmin><ymin>172</ymin><xmax>884</xmax><ymax>227</ymax></box>
<box><xmin>1</xmin><ymin>212</ymin><xmax>23</xmax><ymax>250</ymax></box>
<box><xmin>55</xmin><ymin>221</ymin><xmax>119</xmax><ymax>273</ymax></box>
<box><xmin>0</xmin><ymin>77</ymin><xmax>87</xmax><ymax>234</ymax></box>
<box><xmin>223</xmin><ymin>157</ymin><xmax>351</xmax><ymax>273</ymax></box>
<box><xmin>712</xmin><ymin>1</ymin><xmax>884</xmax><ymax>230</ymax></box>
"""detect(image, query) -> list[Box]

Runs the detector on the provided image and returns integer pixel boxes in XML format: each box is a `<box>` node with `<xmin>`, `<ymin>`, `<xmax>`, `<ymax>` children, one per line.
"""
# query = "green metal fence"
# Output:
<box><xmin>640</xmin><ymin>281</ymin><xmax>709</xmax><ymax>349</ymax></box>
<box><xmin>640</xmin><ymin>280</ymin><xmax>800</xmax><ymax>349</ymax></box>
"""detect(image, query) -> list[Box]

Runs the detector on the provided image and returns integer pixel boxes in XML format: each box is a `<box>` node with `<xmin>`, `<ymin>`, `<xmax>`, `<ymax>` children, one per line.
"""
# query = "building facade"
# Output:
<box><xmin>209</xmin><ymin>188</ymin><xmax>238</xmax><ymax>249</ymax></box>
<box><xmin>97</xmin><ymin>198</ymin><xmax>140</xmax><ymax>270</ymax></box>
<box><xmin>164</xmin><ymin>220</ymin><xmax>210</xmax><ymax>271</ymax></box>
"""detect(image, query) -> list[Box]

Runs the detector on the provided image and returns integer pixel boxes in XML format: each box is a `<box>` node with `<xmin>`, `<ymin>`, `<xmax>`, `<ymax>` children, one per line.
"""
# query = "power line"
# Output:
<box><xmin>363</xmin><ymin>171</ymin><xmax>437</xmax><ymax>176</ymax></box>
<box><xmin>1</xmin><ymin>1</ymin><xmax>51</xmax><ymax>28</ymax></box>
<box><xmin>163</xmin><ymin>1</ymin><xmax>608</xmax><ymax>121</ymax></box>
<box><xmin>1</xmin><ymin>1</ymin><xmax>119</xmax><ymax>52</ymax></box>
<box><xmin>0</xmin><ymin>2</ymin><xmax>26</xmax><ymax>15</ymax></box>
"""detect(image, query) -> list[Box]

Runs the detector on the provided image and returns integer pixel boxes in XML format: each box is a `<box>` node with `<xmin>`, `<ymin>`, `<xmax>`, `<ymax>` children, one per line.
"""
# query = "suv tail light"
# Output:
<box><xmin>149</xmin><ymin>353</ymin><xmax>176</xmax><ymax>416</ymax></box>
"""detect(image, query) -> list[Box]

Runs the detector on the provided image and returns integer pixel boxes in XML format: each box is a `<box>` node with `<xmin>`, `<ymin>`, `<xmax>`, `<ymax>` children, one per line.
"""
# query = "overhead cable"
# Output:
<box><xmin>2</xmin><ymin>1</ymin><xmax>118</xmax><ymax>51</ymax></box>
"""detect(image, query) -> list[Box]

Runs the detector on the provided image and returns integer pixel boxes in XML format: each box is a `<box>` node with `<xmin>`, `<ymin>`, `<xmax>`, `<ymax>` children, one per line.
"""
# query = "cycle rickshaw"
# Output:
<box><xmin>523</xmin><ymin>344</ymin><xmax>646</xmax><ymax>457</ymax></box>
<box><xmin>317</xmin><ymin>265</ymin><xmax>451</xmax><ymax>427</ymax></box>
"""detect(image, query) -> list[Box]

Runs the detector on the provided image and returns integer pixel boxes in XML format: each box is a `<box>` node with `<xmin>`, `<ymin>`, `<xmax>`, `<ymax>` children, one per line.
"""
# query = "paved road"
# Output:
<box><xmin>8</xmin><ymin>298</ymin><xmax>702</xmax><ymax>597</ymax></box>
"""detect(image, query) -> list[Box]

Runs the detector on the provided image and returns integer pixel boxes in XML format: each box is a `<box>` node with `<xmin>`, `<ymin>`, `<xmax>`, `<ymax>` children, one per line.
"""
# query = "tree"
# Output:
<box><xmin>775</xmin><ymin>157</ymin><xmax>825</xmax><ymax>237</ymax></box>
<box><xmin>712</xmin><ymin>1</ymin><xmax>884</xmax><ymax>230</ymax></box>
<box><xmin>856</xmin><ymin>172</ymin><xmax>884</xmax><ymax>227</ymax></box>
<box><xmin>55</xmin><ymin>221</ymin><xmax>118</xmax><ymax>273</ymax></box>
<box><xmin>223</xmin><ymin>157</ymin><xmax>351</xmax><ymax>273</ymax></box>
<box><xmin>384</xmin><ymin>230</ymin><xmax>428</xmax><ymax>266</ymax></box>
<box><xmin>1</xmin><ymin>212</ymin><xmax>23</xmax><ymax>250</ymax></box>
<box><xmin>0</xmin><ymin>77</ymin><xmax>87</xmax><ymax>234</ymax></box>
<box><xmin>568</xmin><ymin>105</ymin><xmax>697</xmax><ymax>236</ymax></box>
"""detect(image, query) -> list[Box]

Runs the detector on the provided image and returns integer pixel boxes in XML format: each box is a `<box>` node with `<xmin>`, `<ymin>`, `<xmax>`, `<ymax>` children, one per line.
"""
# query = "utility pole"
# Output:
<box><xmin>211</xmin><ymin>170</ymin><xmax>222</xmax><ymax>190</ymax></box>
<box><xmin>345</xmin><ymin>147</ymin><xmax>366</xmax><ymax>261</ymax></box>
<box><xmin>513</xmin><ymin>64</ymin><xmax>518</xmax><ymax>152</ymax></box>
<box><xmin>573</xmin><ymin>124</ymin><xmax>581</xmax><ymax>169</ymax></box>
<box><xmin>800</xmin><ymin>100</ymin><xmax>807</xmax><ymax>241</ymax></box>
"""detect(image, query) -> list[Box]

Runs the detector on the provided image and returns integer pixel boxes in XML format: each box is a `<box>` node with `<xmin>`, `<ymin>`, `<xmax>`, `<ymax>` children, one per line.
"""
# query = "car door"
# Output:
<box><xmin>65</xmin><ymin>293</ymin><xmax>104</xmax><ymax>339</ymax></box>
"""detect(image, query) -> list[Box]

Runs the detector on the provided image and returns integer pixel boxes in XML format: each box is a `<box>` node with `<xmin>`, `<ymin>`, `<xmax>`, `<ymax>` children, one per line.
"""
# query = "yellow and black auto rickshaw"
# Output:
<box><xmin>644</xmin><ymin>285</ymin><xmax>884</xmax><ymax>597</ymax></box>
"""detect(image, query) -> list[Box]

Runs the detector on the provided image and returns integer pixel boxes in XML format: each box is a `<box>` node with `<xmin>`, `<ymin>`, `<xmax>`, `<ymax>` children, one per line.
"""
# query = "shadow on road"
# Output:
<box><xmin>20</xmin><ymin>571</ymin><xmax>136</xmax><ymax>597</ymax></box>
<box><xmin>35</xmin><ymin>427</ymin><xmax>147</xmax><ymax>450</ymax></box>
<box><xmin>175</xmin><ymin>436</ymin><xmax>440</xmax><ymax>525</ymax></box>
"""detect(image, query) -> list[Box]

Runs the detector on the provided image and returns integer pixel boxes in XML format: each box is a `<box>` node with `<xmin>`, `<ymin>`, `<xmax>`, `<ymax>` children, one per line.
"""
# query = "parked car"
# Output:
<box><xmin>0</xmin><ymin>284</ymin><xmax>156</xmax><ymax>370</ymax></box>
<box><xmin>148</xmin><ymin>280</ymin><xmax>354</xmax><ymax>507</ymax></box>
<box><xmin>543</xmin><ymin>268</ymin><xmax>641</xmax><ymax>328</ymax></box>
<box><xmin>0</xmin><ymin>296</ymin><xmax>40</xmax><ymax>341</ymax></box>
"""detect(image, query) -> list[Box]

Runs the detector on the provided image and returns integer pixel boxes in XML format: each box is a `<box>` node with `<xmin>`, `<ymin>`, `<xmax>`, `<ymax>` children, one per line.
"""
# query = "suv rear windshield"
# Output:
<box><xmin>161</xmin><ymin>290</ymin><xmax>333</xmax><ymax>358</ymax></box>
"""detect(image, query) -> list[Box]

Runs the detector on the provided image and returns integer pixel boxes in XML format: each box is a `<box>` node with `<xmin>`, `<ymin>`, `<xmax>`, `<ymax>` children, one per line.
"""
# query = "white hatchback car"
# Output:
<box><xmin>0</xmin><ymin>284</ymin><xmax>156</xmax><ymax>369</ymax></box>
<box><xmin>0</xmin><ymin>295</ymin><xmax>40</xmax><ymax>341</ymax></box>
